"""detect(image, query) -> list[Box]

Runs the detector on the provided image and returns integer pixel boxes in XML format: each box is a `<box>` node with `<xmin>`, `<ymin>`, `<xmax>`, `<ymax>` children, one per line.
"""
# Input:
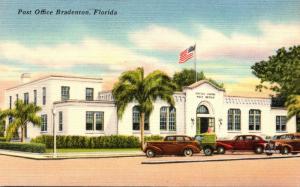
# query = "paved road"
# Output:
<box><xmin>0</xmin><ymin>155</ymin><xmax>300</xmax><ymax>186</ymax></box>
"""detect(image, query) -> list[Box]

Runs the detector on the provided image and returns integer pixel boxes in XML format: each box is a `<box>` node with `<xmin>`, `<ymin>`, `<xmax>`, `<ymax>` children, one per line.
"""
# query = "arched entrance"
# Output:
<box><xmin>196</xmin><ymin>103</ymin><xmax>215</xmax><ymax>134</ymax></box>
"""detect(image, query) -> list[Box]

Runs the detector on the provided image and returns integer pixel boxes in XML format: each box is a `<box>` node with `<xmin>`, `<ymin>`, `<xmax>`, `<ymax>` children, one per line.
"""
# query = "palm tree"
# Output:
<box><xmin>5</xmin><ymin>100</ymin><xmax>42</xmax><ymax>142</ymax></box>
<box><xmin>286</xmin><ymin>95</ymin><xmax>300</xmax><ymax>119</ymax></box>
<box><xmin>112</xmin><ymin>67</ymin><xmax>176</xmax><ymax>149</ymax></box>
<box><xmin>0</xmin><ymin>109</ymin><xmax>6</xmax><ymax>137</ymax></box>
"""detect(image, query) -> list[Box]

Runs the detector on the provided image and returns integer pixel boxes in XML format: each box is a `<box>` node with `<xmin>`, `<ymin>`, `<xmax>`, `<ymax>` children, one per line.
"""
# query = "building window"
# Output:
<box><xmin>9</xmin><ymin>96</ymin><xmax>12</xmax><ymax>109</ymax></box>
<box><xmin>132</xmin><ymin>106</ymin><xmax>149</xmax><ymax>131</ymax></box>
<box><xmin>159</xmin><ymin>107</ymin><xmax>176</xmax><ymax>131</ymax></box>
<box><xmin>228</xmin><ymin>109</ymin><xmax>241</xmax><ymax>131</ymax></box>
<box><xmin>86</xmin><ymin>88</ymin><xmax>94</xmax><ymax>101</ymax></box>
<box><xmin>33</xmin><ymin>90</ymin><xmax>37</xmax><ymax>105</ymax></box>
<box><xmin>42</xmin><ymin>87</ymin><xmax>46</xmax><ymax>105</ymax></box>
<box><xmin>276</xmin><ymin>116</ymin><xmax>287</xmax><ymax>132</ymax></box>
<box><xmin>197</xmin><ymin>105</ymin><xmax>209</xmax><ymax>114</ymax></box>
<box><xmin>59</xmin><ymin>111</ymin><xmax>63</xmax><ymax>131</ymax></box>
<box><xmin>86</xmin><ymin>111</ymin><xmax>104</xmax><ymax>131</ymax></box>
<box><xmin>8</xmin><ymin>116</ymin><xmax>13</xmax><ymax>124</ymax></box>
<box><xmin>41</xmin><ymin>114</ymin><xmax>47</xmax><ymax>132</ymax></box>
<box><xmin>169</xmin><ymin>107</ymin><xmax>176</xmax><ymax>131</ymax></box>
<box><xmin>16</xmin><ymin>94</ymin><xmax>19</xmax><ymax>101</ymax></box>
<box><xmin>24</xmin><ymin>92</ymin><xmax>29</xmax><ymax>104</ymax></box>
<box><xmin>61</xmin><ymin>86</ymin><xmax>70</xmax><ymax>101</ymax></box>
<box><xmin>160</xmin><ymin>107</ymin><xmax>168</xmax><ymax>130</ymax></box>
<box><xmin>249</xmin><ymin>109</ymin><xmax>261</xmax><ymax>131</ymax></box>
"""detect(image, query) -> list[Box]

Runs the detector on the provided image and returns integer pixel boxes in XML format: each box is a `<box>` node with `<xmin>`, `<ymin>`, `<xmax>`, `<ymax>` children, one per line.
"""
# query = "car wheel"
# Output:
<box><xmin>266</xmin><ymin>152</ymin><xmax>273</xmax><ymax>156</ymax></box>
<box><xmin>217</xmin><ymin>146</ymin><xmax>226</xmax><ymax>154</ymax></box>
<box><xmin>183</xmin><ymin>148</ymin><xmax>193</xmax><ymax>157</ymax></box>
<box><xmin>281</xmin><ymin>147</ymin><xmax>290</xmax><ymax>155</ymax></box>
<box><xmin>254</xmin><ymin>146</ymin><xmax>264</xmax><ymax>154</ymax></box>
<box><xmin>203</xmin><ymin>146</ymin><xmax>213</xmax><ymax>156</ymax></box>
<box><xmin>146</xmin><ymin>149</ymin><xmax>155</xmax><ymax>158</ymax></box>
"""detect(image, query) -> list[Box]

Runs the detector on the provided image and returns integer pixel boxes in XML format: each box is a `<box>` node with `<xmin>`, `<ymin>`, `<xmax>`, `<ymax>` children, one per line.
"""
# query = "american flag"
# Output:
<box><xmin>178</xmin><ymin>45</ymin><xmax>196</xmax><ymax>64</ymax></box>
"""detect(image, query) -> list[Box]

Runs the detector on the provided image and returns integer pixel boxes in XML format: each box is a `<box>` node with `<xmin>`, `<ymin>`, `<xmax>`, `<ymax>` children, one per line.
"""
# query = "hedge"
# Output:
<box><xmin>144</xmin><ymin>135</ymin><xmax>164</xmax><ymax>142</ymax></box>
<box><xmin>0</xmin><ymin>137</ymin><xmax>6</xmax><ymax>142</ymax></box>
<box><xmin>0</xmin><ymin>142</ymin><xmax>46</xmax><ymax>153</ymax></box>
<box><xmin>31</xmin><ymin>135</ymin><xmax>140</xmax><ymax>149</ymax></box>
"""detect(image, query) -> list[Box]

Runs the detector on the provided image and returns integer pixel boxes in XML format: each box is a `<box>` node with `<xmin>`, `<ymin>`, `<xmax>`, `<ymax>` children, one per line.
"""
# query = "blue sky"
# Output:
<box><xmin>0</xmin><ymin>0</ymin><xmax>300</xmax><ymax>105</ymax></box>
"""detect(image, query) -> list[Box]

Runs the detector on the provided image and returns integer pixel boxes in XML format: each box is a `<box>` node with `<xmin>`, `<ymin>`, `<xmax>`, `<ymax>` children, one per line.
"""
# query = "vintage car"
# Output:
<box><xmin>216</xmin><ymin>135</ymin><xmax>267</xmax><ymax>154</ymax></box>
<box><xmin>194</xmin><ymin>133</ymin><xmax>217</xmax><ymax>156</ymax></box>
<box><xmin>143</xmin><ymin>135</ymin><xmax>201</xmax><ymax>157</ymax></box>
<box><xmin>265</xmin><ymin>133</ymin><xmax>300</xmax><ymax>155</ymax></box>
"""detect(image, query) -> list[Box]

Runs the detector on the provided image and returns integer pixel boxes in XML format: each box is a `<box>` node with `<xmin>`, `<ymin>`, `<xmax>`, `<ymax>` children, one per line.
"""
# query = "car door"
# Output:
<box><xmin>244</xmin><ymin>136</ymin><xmax>254</xmax><ymax>150</ymax></box>
<box><xmin>234</xmin><ymin>136</ymin><xmax>246</xmax><ymax>150</ymax></box>
<box><xmin>163</xmin><ymin>136</ymin><xmax>178</xmax><ymax>154</ymax></box>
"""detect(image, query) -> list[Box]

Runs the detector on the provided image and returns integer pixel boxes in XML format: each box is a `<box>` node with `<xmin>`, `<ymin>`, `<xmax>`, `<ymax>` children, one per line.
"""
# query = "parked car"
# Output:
<box><xmin>194</xmin><ymin>133</ymin><xmax>217</xmax><ymax>156</ymax></box>
<box><xmin>143</xmin><ymin>135</ymin><xmax>201</xmax><ymax>157</ymax></box>
<box><xmin>216</xmin><ymin>135</ymin><xmax>267</xmax><ymax>154</ymax></box>
<box><xmin>265</xmin><ymin>133</ymin><xmax>300</xmax><ymax>156</ymax></box>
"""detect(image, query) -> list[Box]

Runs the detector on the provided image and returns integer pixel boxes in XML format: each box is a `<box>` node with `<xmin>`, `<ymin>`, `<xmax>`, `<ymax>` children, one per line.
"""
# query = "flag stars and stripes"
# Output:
<box><xmin>178</xmin><ymin>45</ymin><xmax>196</xmax><ymax>64</ymax></box>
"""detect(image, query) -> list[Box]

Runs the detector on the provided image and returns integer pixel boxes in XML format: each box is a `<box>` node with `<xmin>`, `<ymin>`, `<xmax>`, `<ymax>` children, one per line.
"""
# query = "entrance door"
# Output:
<box><xmin>196</xmin><ymin>117</ymin><xmax>209</xmax><ymax>134</ymax></box>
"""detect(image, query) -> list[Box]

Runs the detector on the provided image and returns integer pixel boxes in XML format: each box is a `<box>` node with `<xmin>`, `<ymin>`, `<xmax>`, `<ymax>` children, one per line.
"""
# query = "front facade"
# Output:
<box><xmin>4</xmin><ymin>74</ymin><xmax>297</xmax><ymax>141</ymax></box>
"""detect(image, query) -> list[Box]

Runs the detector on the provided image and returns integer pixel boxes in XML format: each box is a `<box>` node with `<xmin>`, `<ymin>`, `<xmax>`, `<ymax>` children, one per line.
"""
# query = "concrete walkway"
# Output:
<box><xmin>0</xmin><ymin>149</ymin><xmax>144</xmax><ymax>160</ymax></box>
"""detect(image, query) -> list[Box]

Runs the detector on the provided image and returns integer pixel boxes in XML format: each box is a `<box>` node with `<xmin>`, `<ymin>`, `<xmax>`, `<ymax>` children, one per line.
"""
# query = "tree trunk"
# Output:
<box><xmin>140</xmin><ymin>112</ymin><xmax>145</xmax><ymax>150</ymax></box>
<box><xmin>20</xmin><ymin>126</ymin><xmax>24</xmax><ymax>142</ymax></box>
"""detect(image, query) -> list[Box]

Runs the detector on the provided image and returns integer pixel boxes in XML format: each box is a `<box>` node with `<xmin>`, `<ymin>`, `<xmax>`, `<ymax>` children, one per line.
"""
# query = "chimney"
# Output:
<box><xmin>21</xmin><ymin>73</ymin><xmax>31</xmax><ymax>83</ymax></box>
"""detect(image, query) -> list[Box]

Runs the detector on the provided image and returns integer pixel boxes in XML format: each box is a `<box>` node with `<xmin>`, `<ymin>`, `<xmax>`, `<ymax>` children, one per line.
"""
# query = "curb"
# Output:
<box><xmin>0</xmin><ymin>150</ymin><xmax>144</xmax><ymax>160</ymax></box>
<box><xmin>141</xmin><ymin>155</ymin><xmax>300</xmax><ymax>164</ymax></box>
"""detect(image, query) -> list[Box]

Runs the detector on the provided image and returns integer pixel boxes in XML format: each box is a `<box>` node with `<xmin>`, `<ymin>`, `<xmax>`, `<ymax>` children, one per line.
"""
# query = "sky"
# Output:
<box><xmin>0</xmin><ymin>0</ymin><xmax>300</xmax><ymax>107</ymax></box>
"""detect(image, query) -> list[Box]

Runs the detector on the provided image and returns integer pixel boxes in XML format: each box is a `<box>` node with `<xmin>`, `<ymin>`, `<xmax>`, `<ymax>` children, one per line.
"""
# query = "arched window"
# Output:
<box><xmin>197</xmin><ymin>105</ymin><xmax>209</xmax><ymax>114</ymax></box>
<box><xmin>169</xmin><ymin>107</ymin><xmax>176</xmax><ymax>131</ymax></box>
<box><xmin>228</xmin><ymin>109</ymin><xmax>241</xmax><ymax>131</ymax></box>
<box><xmin>160</xmin><ymin>107</ymin><xmax>168</xmax><ymax>130</ymax></box>
<box><xmin>249</xmin><ymin>109</ymin><xmax>261</xmax><ymax>131</ymax></box>
<box><xmin>132</xmin><ymin>106</ymin><xmax>149</xmax><ymax>131</ymax></box>
<box><xmin>159</xmin><ymin>106</ymin><xmax>176</xmax><ymax>131</ymax></box>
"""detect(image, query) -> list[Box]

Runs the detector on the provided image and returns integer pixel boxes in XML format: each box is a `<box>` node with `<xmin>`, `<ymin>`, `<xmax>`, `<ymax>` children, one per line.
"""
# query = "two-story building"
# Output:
<box><xmin>4</xmin><ymin>73</ymin><xmax>298</xmax><ymax>141</ymax></box>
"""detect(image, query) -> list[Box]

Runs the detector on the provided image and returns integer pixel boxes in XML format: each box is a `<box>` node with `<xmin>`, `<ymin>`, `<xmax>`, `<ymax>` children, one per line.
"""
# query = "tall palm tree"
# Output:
<box><xmin>112</xmin><ymin>67</ymin><xmax>176</xmax><ymax>149</ymax></box>
<box><xmin>0</xmin><ymin>109</ymin><xmax>6</xmax><ymax>137</ymax></box>
<box><xmin>286</xmin><ymin>95</ymin><xmax>300</xmax><ymax>119</ymax></box>
<box><xmin>5</xmin><ymin>100</ymin><xmax>42</xmax><ymax>142</ymax></box>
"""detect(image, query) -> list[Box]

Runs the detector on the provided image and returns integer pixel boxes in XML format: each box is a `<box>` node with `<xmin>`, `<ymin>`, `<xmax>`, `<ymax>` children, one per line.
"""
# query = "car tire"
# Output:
<box><xmin>217</xmin><ymin>146</ymin><xmax>226</xmax><ymax>154</ymax></box>
<box><xmin>281</xmin><ymin>147</ymin><xmax>290</xmax><ymax>155</ymax></box>
<box><xmin>203</xmin><ymin>146</ymin><xmax>213</xmax><ymax>156</ymax></box>
<box><xmin>266</xmin><ymin>152</ymin><xmax>273</xmax><ymax>156</ymax></box>
<box><xmin>183</xmin><ymin>148</ymin><xmax>193</xmax><ymax>157</ymax></box>
<box><xmin>146</xmin><ymin>149</ymin><xmax>155</xmax><ymax>158</ymax></box>
<box><xmin>254</xmin><ymin>146</ymin><xmax>264</xmax><ymax>154</ymax></box>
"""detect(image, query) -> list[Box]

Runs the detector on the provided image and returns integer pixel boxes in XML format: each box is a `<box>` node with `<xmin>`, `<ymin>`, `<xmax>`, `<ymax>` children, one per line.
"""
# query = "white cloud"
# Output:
<box><xmin>129</xmin><ymin>25</ymin><xmax>194</xmax><ymax>52</ymax></box>
<box><xmin>129</xmin><ymin>22</ymin><xmax>300</xmax><ymax>61</ymax></box>
<box><xmin>0</xmin><ymin>38</ymin><xmax>178</xmax><ymax>74</ymax></box>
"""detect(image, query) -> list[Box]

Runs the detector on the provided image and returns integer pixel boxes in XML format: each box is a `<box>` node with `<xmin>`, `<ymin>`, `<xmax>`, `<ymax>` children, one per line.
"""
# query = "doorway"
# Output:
<box><xmin>196</xmin><ymin>117</ymin><xmax>215</xmax><ymax>134</ymax></box>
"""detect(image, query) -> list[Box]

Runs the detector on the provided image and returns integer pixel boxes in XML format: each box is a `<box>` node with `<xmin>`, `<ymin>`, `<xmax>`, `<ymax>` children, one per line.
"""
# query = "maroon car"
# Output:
<box><xmin>265</xmin><ymin>133</ymin><xmax>300</xmax><ymax>155</ymax></box>
<box><xmin>216</xmin><ymin>135</ymin><xmax>267</xmax><ymax>154</ymax></box>
<box><xmin>143</xmin><ymin>135</ymin><xmax>201</xmax><ymax>157</ymax></box>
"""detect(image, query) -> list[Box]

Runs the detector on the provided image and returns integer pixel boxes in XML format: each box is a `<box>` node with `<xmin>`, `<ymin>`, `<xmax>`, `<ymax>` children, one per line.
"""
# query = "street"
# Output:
<box><xmin>0</xmin><ymin>155</ymin><xmax>300</xmax><ymax>186</ymax></box>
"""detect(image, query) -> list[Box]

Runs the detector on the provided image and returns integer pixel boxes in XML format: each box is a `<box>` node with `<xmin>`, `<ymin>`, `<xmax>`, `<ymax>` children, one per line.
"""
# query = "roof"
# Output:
<box><xmin>225</xmin><ymin>95</ymin><xmax>271</xmax><ymax>99</ymax></box>
<box><xmin>183</xmin><ymin>80</ymin><xmax>225</xmax><ymax>91</ymax></box>
<box><xmin>6</xmin><ymin>74</ymin><xmax>103</xmax><ymax>90</ymax></box>
<box><xmin>53</xmin><ymin>99</ymin><xmax>114</xmax><ymax>105</ymax></box>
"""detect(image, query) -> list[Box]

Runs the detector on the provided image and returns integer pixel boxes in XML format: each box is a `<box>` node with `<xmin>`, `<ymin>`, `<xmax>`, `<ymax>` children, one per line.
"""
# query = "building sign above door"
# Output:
<box><xmin>196</xmin><ymin>92</ymin><xmax>215</xmax><ymax>99</ymax></box>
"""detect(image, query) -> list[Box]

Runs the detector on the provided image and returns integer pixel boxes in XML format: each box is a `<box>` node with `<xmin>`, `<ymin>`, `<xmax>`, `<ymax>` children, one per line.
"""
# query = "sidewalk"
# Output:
<box><xmin>0</xmin><ymin>149</ymin><xmax>144</xmax><ymax>160</ymax></box>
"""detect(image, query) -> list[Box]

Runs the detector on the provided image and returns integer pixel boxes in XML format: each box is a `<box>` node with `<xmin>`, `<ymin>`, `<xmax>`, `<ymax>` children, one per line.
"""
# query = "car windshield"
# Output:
<box><xmin>165</xmin><ymin>136</ymin><xmax>175</xmax><ymax>141</ymax></box>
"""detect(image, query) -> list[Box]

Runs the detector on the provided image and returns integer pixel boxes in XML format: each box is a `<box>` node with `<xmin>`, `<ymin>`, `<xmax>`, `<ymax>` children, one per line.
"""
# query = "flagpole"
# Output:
<box><xmin>194</xmin><ymin>43</ymin><xmax>197</xmax><ymax>82</ymax></box>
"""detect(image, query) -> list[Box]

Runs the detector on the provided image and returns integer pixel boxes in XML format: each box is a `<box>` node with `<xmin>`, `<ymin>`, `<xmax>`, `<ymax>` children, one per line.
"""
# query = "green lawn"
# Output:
<box><xmin>46</xmin><ymin>148</ymin><xmax>140</xmax><ymax>153</ymax></box>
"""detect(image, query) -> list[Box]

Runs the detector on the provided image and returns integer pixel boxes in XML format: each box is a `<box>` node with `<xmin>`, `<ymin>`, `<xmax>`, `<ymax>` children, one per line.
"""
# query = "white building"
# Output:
<box><xmin>4</xmin><ymin>74</ymin><xmax>298</xmax><ymax>140</ymax></box>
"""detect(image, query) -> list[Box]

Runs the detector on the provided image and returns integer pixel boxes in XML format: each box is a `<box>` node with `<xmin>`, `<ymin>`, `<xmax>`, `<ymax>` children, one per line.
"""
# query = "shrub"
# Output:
<box><xmin>0</xmin><ymin>137</ymin><xmax>6</xmax><ymax>142</ymax></box>
<box><xmin>144</xmin><ymin>135</ymin><xmax>164</xmax><ymax>142</ymax></box>
<box><xmin>0</xmin><ymin>142</ymin><xmax>46</xmax><ymax>153</ymax></box>
<box><xmin>31</xmin><ymin>135</ymin><xmax>140</xmax><ymax>149</ymax></box>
